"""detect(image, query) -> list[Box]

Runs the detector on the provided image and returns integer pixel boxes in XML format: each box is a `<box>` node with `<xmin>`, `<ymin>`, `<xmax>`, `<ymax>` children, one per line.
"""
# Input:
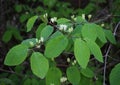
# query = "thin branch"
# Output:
<box><xmin>0</xmin><ymin>68</ymin><xmax>24</xmax><ymax>77</ymax></box>
<box><xmin>113</xmin><ymin>21</ymin><xmax>120</xmax><ymax>35</ymax></box>
<box><xmin>103</xmin><ymin>21</ymin><xmax>120</xmax><ymax>85</ymax></box>
<box><xmin>92</xmin><ymin>14</ymin><xmax>112</xmax><ymax>23</ymax></box>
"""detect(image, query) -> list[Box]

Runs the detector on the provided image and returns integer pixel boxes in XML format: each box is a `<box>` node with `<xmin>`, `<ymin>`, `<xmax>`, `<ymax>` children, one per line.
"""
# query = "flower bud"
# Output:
<box><xmin>74</xmin><ymin>60</ymin><xmax>77</xmax><ymax>64</ymax></box>
<box><xmin>60</xmin><ymin>77</ymin><xmax>67</xmax><ymax>83</ymax></box>
<box><xmin>43</xmin><ymin>13</ymin><xmax>48</xmax><ymax>18</ymax></box>
<box><xmin>72</xmin><ymin>62</ymin><xmax>75</xmax><ymax>66</ymax></box>
<box><xmin>59</xmin><ymin>24</ymin><xmax>67</xmax><ymax>31</ymax></box>
<box><xmin>71</xmin><ymin>15</ymin><xmax>75</xmax><ymax>19</ymax></box>
<box><xmin>67</xmin><ymin>58</ymin><xmax>70</xmax><ymax>63</ymax></box>
<box><xmin>88</xmin><ymin>14</ymin><xmax>92</xmax><ymax>19</ymax></box>
<box><xmin>101</xmin><ymin>23</ymin><xmax>105</xmax><ymax>27</ymax></box>
<box><xmin>68</xmin><ymin>27</ymin><xmax>73</xmax><ymax>33</ymax></box>
<box><xmin>50</xmin><ymin>17</ymin><xmax>57</xmax><ymax>23</ymax></box>
<box><xmin>82</xmin><ymin>14</ymin><xmax>85</xmax><ymax>19</ymax></box>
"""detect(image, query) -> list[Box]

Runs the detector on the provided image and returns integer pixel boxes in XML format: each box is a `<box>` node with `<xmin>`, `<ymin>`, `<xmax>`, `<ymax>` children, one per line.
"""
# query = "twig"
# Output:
<box><xmin>103</xmin><ymin>21</ymin><xmax>120</xmax><ymax>85</ymax></box>
<box><xmin>93</xmin><ymin>14</ymin><xmax>112</xmax><ymax>23</ymax></box>
<box><xmin>0</xmin><ymin>68</ymin><xmax>24</xmax><ymax>77</ymax></box>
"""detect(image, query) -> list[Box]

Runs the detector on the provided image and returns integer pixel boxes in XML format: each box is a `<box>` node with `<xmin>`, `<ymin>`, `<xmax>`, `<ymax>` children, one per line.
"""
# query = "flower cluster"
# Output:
<box><xmin>60</xmin><ymin>76</ymin><xmax>67</xmax><ymax>83</ymax></box>
<box><xmin>58</xmin><ymin>24</ymin><xmax>73</xmax><ymax>33</ymax></box>
<box><xmin>50</xmin><ymin>17</ymin><xmax>57</xmax><ymax>23</ymax></box>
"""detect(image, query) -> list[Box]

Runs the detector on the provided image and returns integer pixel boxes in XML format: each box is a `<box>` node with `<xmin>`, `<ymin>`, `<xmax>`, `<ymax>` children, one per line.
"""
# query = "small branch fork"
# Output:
<box><xmin>103</xmin><ymin>21</ymin><xmax>120</xmax><ymax>85</ymax></box>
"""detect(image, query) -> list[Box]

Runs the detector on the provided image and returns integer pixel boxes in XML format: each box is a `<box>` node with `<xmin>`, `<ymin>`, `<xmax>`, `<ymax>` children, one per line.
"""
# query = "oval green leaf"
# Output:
<box><xmin>30</xmin><ymin>52</ymin><xmax>49</xmax><ymax>79</ymax></box>
<box><xmin>45</xmin><ymin>35</ymin><xmax>68</xmax><ymax>58</ymax></box>
<box><xmin>21</xmin><ymin>38</ymin><xmax>38</xmax><ymax>48</ymax></box>
<box><xmin>104</xmin><ymin>29</ymin><xmax>116</xmax><ymax>44</ymax></box>
<box><xmin>46</xmin><ymin>67</ymin><xmax>62</xmax><ymax>85</ymax></box>
<box><xmin>110</xmin><ymin>63</ymin><xmax>120</xmax><ymax>85</ymax></box>
<box><xmin>41</xmin><ymin>25</ymin><xmax>53</xmax><ymax>41</ymax></box>
<box><xmin>81</xmin><ymin>67</ymin><xmax>94</xmax><ymax>78</ymax></box>
<box><xmin>94</xmin><ymin>24</ymin><xmax>107</xmax><ymax>43</ymax></box>
<box><xmin>57</xmin><ymin>18</ymin><xmax>70</xmax><ymax>24</ymax></box>
<box><xmin>2</xmin><ymin>30</ymin><xmax>12</xmax><ymax>43</ymax></box>
<box><xmin>4</xmin><ymin>44</ymin><xmax>28</xmax><ymax>66</ymax></box>
<box><xmin>36</xmin><ymin>23</ymin><xmax>46</xmax><ymax>39</ymax></box>
<box><xmin>74</xmin><ymin>38</ymin><xmax>90</xmax><ymax>68</ymax></box>
<box><xmin>85</xmin><ymin>38</ymin><xmax>103</xmax><ymax>62</ymax></box>
<box><xmin>27</xmin><ymin>15</ymin><xmax>38</xmax><ymax>32</ymax></box>
<box><xmin>81</xmin><ymin>23</ymin><xmax>97</xmax><ymax>41</ymax></box>
<box><xmin>67</xmin><ymin>66</ymin><xmax>81</xmax><ymax>85</ymax></box>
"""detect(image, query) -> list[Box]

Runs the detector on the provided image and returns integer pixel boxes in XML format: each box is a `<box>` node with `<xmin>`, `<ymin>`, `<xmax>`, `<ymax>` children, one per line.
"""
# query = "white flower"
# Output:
<box><xmin>39</xmin><ymin>37</ymin><xmax>44</xmax><ymax>43</ymax></box>
<box><xmin>74</xmin><ymin>60</ymin><xmax>77</xmax><ymax>64</ymax></box>
<box><xmin>60</xmin><ymin>77</ymin><xmax>67</xmax><ymax>83</ymax></box>
<box><xmin>88</xmin><ymin>14</ymin><xmax>92</xmax><ymax>19</ymax></box>
<box><xmin>25</xmin><ymin>12</ymin><xmax>29</xmax><ymax>14</ymax></box>
<box><xmin>40</xmin><ymin>37</ymin><xmax>44</xmax><ymax>42</ymax></box>
<box><xmin>36</xmin><ymin>45</ymin><xmax>41</xmax><ymax>48</ymax></box>
<box><xmin>71</xmin><ymin>15</ymin><xmax>75</xmax><ymax>19</ymax></box>
<box><xmin>50</xmin><ymin>17</ymin><xmax>57</xmax><ymax>23</ymax></box>
<box><xmin>67</xmin><ymin>58</ymin><xmax>70</xmax><ymax>63</ymax></box>
<box><xmin>71</xmin><ymin>15</ymin><xmax>77</xmax><ymax>21</ymax></box>
<box><xmin>59</xmin><ymin>24</ymin><xmax>67</xmax><ymax>31</ymax></box>
<box><xmin>72</xmin><ymin>62</ymin><xmax>75</xmax><ymax>66</ymax></box>
<box><xmin>82</xmin><ymin>14</ymin><xmax>85</xmax><ymax>19</ymax></box>
<box><xmin>101</xmin><ymin>23</ymin><xmax>105</xmax><ymax>27</ymax></box>
<box><xmin>43</xmin><ymin>13</ymin><xmax>48</xmax><ymax>18</ymax></box>
<box><xmin>68</xmin><ymin>27</ymin><xmax>73</xmax><ymax>33</ymax></box>
<box><xmin>73</xmin><ymin>17</ymin><xmax>77</xmax><ymax>21</ymax></box>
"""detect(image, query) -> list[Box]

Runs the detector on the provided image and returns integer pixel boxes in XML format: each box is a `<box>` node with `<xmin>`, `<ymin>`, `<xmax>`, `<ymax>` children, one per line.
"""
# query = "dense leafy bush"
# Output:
<box><xmin>0</xmin><ymin>0</ymin><xmax>120</xmax><ymax>85</ymax></box>
<box><xmin>3</xmin><ymin>14</ymin><xmax>116</xmax><ymax>85</ymax></box>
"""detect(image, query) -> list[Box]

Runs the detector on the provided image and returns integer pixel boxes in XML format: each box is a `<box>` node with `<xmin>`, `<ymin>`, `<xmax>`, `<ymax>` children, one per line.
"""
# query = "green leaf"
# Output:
<box><xmin>36</xmin><ymin>23</ymin><xmax>46</xmax><ymax>39</ymax></box>
<box><xmin>14</xmin><ymin>4</ymin><xmax>22</xmax><ymax>13</ymax></box>
<box><xmin>43</xmin><ymin>0</ymin><xmax>57</xmax><ymax>8</ymax></box>
<box><xmin>110</xmin><ymin>63</ymin><xmax>120</xmax><ymax>85</ymax></box>
<box><xmin>12</xmin><ymin>28</ymin><xmax>23</xmax><ymax>41</ymax></box>
<box><xmin>50</xmin><ymin>31</ymin><xmax>63</xmax><ymax>39</ymax></box>
<box><xmin>81</xmin><ymin>23</ymin><xmax>97</xmax><ymax>41</ymax></box>
<box><xmin>56</xmin><ymin>18</ymin><xmax>70</xmax><ymax>24</ymax></box>
<box><xmin>78</xmin><ymin>75</ymin><xmax>93</xmax><ymax>85</ymax></box>
<box><xmin>45</xmin><ymin>35</ymin><xmax>68</xmax><ymax>58</ymax></box>
<box><xmin>31</xmin><ymin>78</ymin><xmax>39</xmax><ymax>85</ymax></box>
<box><xmin>84</xmin><ymin>3</ymin><xmax>95</xmax><ymax>14</ymax></box>
<box><xmin>94</xmin><ymin>24</ymin><xmax>107</xmax><ymax>43</ymax></box>
<box><xmin>41</xmin><ymin>25</ymin><xmax>53</xmax><ymax>41</ymax></box>
<box><xmin>75</xmin><ymin>16</ymin><xmax>87</xmax><ymax>23</ymax></box>
<box><xmin>46</xmin><ymin>67</ymin><xmax>62</xmax><ymax>85</ymax></box>
<box><xmin>19</xmin><ymin>14</ymin><xmax>31</xmax><ymax>23</ymax></box>
<box><xmin>71</xmin><ymin>25</ymin><xmax>82</xmax><ymax>37</ymax></box>
<box><xmin>85</xmin><ymin>38</ymin><xmax>103</xmax><ymax>62</ymax></box>
<box><xmin>104</xmin><ymin>29</ymin><xmax>116</xmax><ymax>44</ymax></box>
<box><xmin>74</xmin><ymin>38</ymin><xmax>90</xmax><ymax>68</ymax></box>
<box><xmin>21</xmin><ymin>38</ymin><xmax>38</xmax><ymax>48</ymax></box>
<box><xmin>23</xmin><ymin>78</ymin><xmax>31</xmax><ymax>85</ymax></box>
<box><xmin>67</xmin><ymin>66</ymin><xmax>81</xmax><ymax>85</ymax></box>
<box><xmin>0</xmin><ymin>78</ymin><xmax>15</xmax><ymax>85</ymax></box>
<box><xmin>81</xmin><ymin>67</ymin><xmax>94</xmax><ymax>78</ymax></box>
<box><xmin>30</xmin><ymin>52</ymin><xmax>49</xmax><ymax>79</ymax></box>
<box><xmin>4</xmin><ymin>44</ymin><xmax>28</xmax><ymax>66</ymax></box>
<box><xmin>40</xmin><ymin>15</ymin><xmax>48</xmax><ymax>23</ymax></box>
<box><xmin>27</xmin><ymin>15</ymin><xmax>38</xmax><ymax>32</ymax></box>
<box><xmin>2</xmin><ymin>30</ymin><xmax>12</xmax><ymax>43</ymax></box>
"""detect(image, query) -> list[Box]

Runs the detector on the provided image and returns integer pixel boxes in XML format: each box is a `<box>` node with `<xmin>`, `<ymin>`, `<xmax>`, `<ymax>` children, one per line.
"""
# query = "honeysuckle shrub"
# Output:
<box><xmin>4</xmin><ymin>14</ymin><xmax>117</xmax><ymax>85</ymax></box>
